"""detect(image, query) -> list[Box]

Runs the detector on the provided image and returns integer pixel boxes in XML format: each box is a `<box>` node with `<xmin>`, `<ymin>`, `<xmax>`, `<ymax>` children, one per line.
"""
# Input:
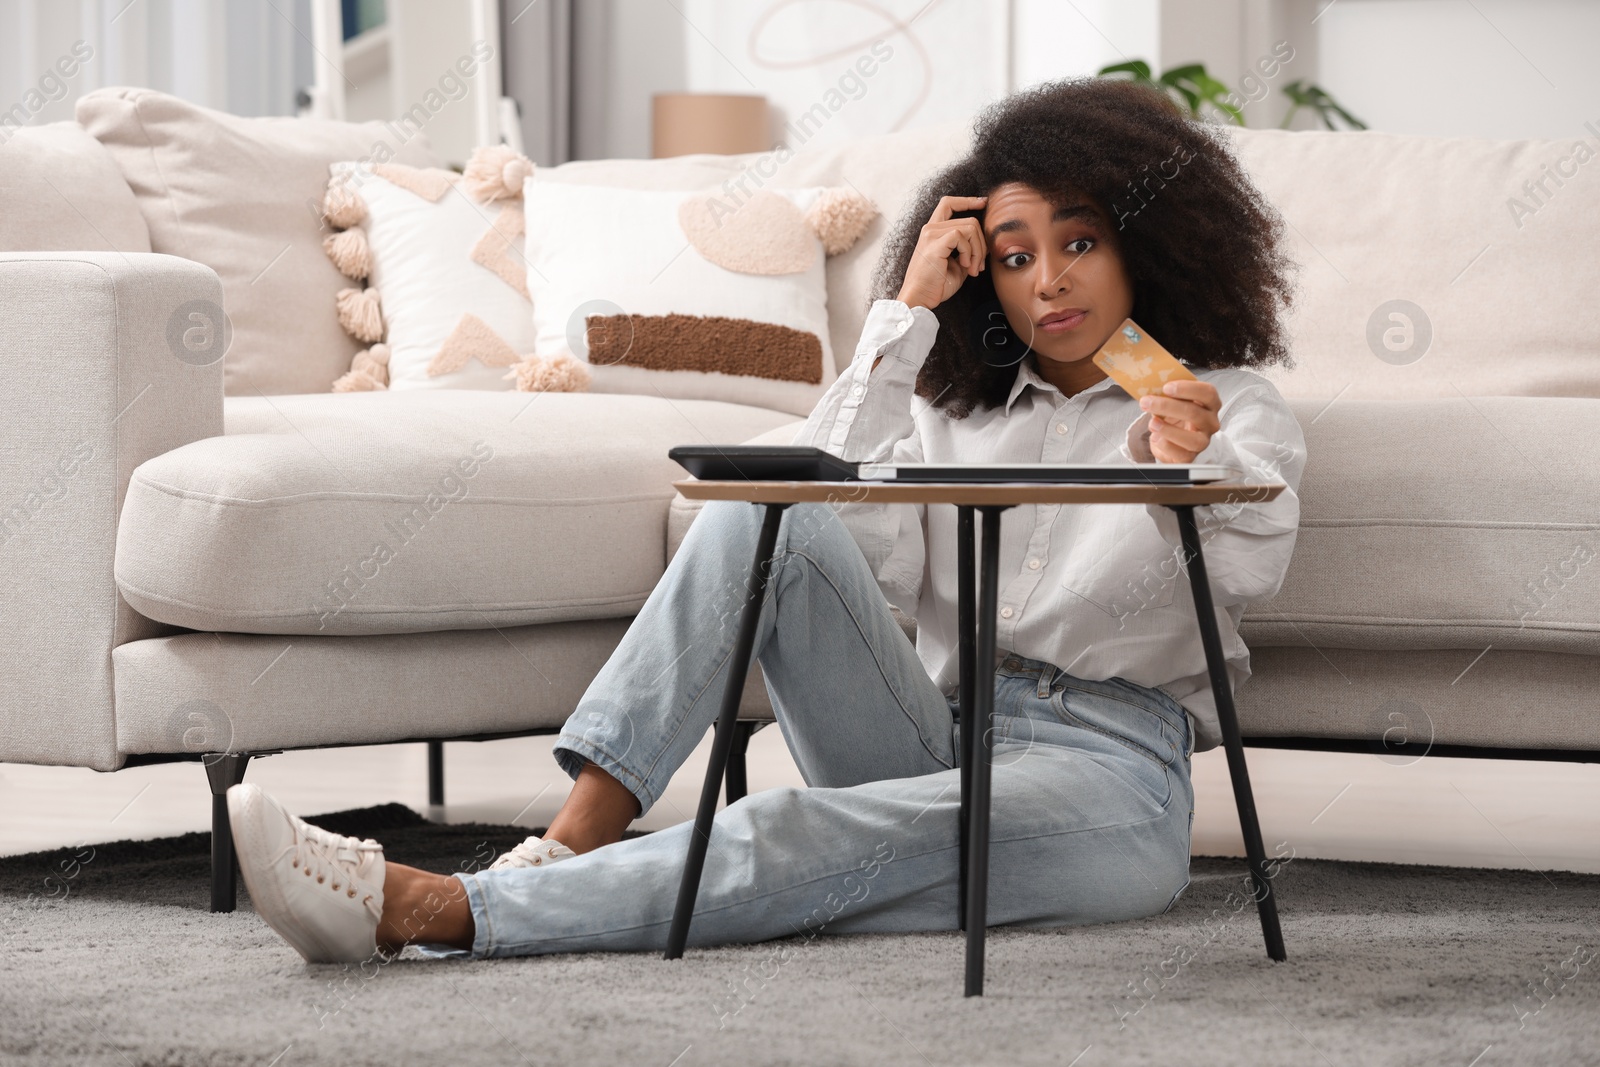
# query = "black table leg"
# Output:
<box><xmin>665</xmin><ymin>501</ymin><xmax>789</xmax><ymax>960</ymax></box>
<box><xmin>964</xmin><ymin>505</ymin><xmax>1006</xmax><ymax>996</ymax></box>
<box><xmin>956</xmin><ymin>506</ymin><xmax>976</xmax><ymax>932</ymax></box>
<box><xmin>1168</xmin><ymin>504</ymin><xmax>1287</xmax><ymax>962</ymax></box>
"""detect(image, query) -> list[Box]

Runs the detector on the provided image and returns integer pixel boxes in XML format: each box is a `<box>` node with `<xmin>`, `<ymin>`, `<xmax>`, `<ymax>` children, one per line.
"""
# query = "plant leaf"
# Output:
<box><xmin>1098</xmin><ymin>59</ymin><xmax>1152</xmax><ymax>80</ymax></box>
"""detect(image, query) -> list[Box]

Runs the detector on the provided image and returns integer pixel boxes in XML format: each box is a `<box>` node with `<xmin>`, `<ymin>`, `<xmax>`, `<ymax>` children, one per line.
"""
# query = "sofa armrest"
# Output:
<box><xmin>0</xmin><ymin>252</ymin><xmax>224</xmax><ymax>769</ymax></box>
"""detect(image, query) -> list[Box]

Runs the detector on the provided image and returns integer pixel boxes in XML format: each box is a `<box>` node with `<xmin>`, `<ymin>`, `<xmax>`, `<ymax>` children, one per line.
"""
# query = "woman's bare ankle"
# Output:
<box><xmin>376</xmin><ymin>863</ymin><xmax>474</xmax><ymax>952</ymax></box>
<box><xmin>545</xmin><ymin>761</ymin><xmax>641</xmax><ymax>854</ymax></box>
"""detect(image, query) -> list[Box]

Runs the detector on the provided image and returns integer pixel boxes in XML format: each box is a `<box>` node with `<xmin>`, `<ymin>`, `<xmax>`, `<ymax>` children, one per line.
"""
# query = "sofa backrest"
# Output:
<box><xmin>550</xmin><ymin>119</ymin><xmax>1600</xmax><ymax>402</ymax></box>
<box><xmin>0</xmin><ymin>122</ymin><xmax>151</xmax><ymax>255</ymax></box>
<box><xmin>1217</xmin><ymin>124</ymin><xmax>1600</xmax><ymax>401</ymax></box>
<box><xmin>18</xmin><ymin>90</ymin><xmax>1594</xmax><ymax>403</ymax></box>
<box><xmin>76</xmin><ymin>87</ymin><xmax>442</xmax><ymax>397</ymax></box>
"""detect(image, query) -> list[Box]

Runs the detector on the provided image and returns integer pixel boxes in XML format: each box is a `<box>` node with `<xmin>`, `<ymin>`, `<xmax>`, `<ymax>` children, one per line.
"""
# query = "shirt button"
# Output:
<box><xmin>1056</xmin><ymin>423</ymin><xmax>1068</xmax><ymax>435</ymax></box>
<box><xmin>1000</xmin><ymin>607</ymin><xmax>1014</xmax><ymax>619</ymax></box>
<box><xmin>1028</xmin><ymin>559</ymin><xmax>1040</xmax><ymax>570</ymax></box>
<box><xmin>851</xmin><ymin>384</ymin><xmax>863</xmax><ymax>396</ymax></box>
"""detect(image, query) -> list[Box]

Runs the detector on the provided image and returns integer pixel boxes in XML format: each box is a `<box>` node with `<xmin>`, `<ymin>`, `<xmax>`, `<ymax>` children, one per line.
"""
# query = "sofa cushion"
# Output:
<box><xmin>1241</xmin><ymin>395</ymin><xmax>1600</xmax><ymax>657</ymax></box>
<box><xmin>77</xmin><ymin>88</ymin><xmax>441</xmax><ymax>397</ymax></box>
<box><xmin>115</xmin><ymin>390</ymin><xmax>795</xmax><ymax>635</ymax></box>
<box><xmin>669</xmin><ymin>399</ymin><xmax>1600</xmax><ymax>659</ymax></box>
<box><xmin>0</xmin><ymin>123</ymin><xmax>151</xmax><ymax>254</ymax></box>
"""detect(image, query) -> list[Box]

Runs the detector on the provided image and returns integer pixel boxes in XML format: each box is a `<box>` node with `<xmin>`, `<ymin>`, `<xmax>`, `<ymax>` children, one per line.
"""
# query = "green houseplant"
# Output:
<box><xmin>1097</xmin><ymin>58</ymin><xmax>1367</xmax><ymax>130</ymax></box>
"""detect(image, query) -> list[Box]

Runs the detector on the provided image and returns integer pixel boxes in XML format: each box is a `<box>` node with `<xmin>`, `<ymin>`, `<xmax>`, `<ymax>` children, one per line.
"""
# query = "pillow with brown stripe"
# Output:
<box><xmin>521</xmin><ymin>179</ymin><xmax>877</xmax><ymax>415</ymax></box>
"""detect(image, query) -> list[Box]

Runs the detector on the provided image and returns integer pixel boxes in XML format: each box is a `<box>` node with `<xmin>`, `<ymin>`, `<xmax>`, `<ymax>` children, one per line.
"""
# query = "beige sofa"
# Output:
<box><xmin>3</xmin><ymin>89</ymin><xmax>1597</xmax><ymax>910</ymax></box>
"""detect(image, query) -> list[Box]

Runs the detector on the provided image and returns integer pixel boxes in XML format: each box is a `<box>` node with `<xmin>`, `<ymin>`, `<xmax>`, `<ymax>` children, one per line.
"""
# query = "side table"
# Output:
<box><xmin>662</xmin><ymin>479</ymin><xmax>1289</xmax><ymax>996</ymax></box>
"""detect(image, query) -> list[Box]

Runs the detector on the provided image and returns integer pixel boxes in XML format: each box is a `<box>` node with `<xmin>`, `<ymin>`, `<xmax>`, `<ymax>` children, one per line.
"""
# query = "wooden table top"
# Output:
<box><xmin>673</xmin><ymin>479</ymin><xmax>1287</xmax><ymax>507</ymax></box>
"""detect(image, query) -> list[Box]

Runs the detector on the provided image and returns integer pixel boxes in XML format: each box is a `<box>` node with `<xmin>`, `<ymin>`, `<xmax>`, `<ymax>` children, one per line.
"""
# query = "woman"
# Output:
<box><xmin>227</xmin><ymin>76</ymin><xmax>1306</xmax><ymax>965</ymax></box>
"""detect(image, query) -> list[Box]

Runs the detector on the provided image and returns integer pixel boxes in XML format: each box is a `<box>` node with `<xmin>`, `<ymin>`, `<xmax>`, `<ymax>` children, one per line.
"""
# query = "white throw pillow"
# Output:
<box><xmin>323</xmin><ymin>149</ymin><xmax>576</xmax><ymax>392</ymax></box>
<box><xmin>522</xmin><ymin>179</ymin><xmax>876</xmax><ymax>416</ymax></box>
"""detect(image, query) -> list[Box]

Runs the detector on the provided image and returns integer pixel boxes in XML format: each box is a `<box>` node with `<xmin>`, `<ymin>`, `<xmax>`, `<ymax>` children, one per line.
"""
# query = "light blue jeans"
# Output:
<box><xmin>447</xmin><ymin>498</ymin><xmax>1196</xmax><ymax>958</ymax></box>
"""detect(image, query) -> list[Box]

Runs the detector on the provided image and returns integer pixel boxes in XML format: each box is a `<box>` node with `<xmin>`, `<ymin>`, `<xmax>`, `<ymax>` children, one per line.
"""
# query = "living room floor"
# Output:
<box><xmin>3</xmin><ymin>734</ymin><xmax>1597</xmax><ymax>874</ymax></box>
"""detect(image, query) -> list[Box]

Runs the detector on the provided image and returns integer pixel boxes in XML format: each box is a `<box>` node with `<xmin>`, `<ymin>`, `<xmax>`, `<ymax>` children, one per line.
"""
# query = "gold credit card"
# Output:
<box><xmin>1091</xmin><ymin>317</ymin><xmax>1197</xmax><ymax>400</ymax></box>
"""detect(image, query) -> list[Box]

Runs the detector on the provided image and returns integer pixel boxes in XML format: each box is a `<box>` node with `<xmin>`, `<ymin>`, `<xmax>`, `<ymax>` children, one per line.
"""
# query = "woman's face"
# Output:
<box><xmin>982</xmin><ymin>181</ymin><xmax>1134</xmax><ymax>372</ymax></box>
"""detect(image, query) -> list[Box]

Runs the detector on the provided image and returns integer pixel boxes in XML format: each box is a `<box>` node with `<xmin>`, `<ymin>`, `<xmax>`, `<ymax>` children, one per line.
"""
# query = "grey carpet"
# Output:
<box><xmin>2</xmin><ymin>804</ymin><xmax>1595</xmax><ymax>1067</ymax></box>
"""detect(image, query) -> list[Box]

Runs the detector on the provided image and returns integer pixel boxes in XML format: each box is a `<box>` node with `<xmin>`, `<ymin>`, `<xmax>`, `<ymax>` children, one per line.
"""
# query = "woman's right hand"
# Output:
<box><xmin>895</xmin><ymin>194</ymin><xmax>989</xmax><ymax>312</ymax></box>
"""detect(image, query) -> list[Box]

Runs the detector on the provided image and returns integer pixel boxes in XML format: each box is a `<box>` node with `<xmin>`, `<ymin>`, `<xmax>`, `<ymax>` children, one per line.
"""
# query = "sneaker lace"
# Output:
<box><xmin>276</xmin><ymin>828</ymin><xmax>384</xmax><ymax>921</ymax></box>
<box><xmin>496</xmin><ymin>837</ymin><xmax>574</xmax><ymax>868</ymax></box>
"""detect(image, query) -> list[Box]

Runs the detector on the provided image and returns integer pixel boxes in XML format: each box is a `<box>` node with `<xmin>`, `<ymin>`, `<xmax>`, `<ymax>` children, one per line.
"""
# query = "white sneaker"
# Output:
<box><xmin>227</xmin><ymin>783</ymin><xmax>386</xmax><ymax>964</ymax></box>
<box><xmin>489</xmin><ymin>835</ymin><xmax>577</xmax><ymax>870</ymax></box>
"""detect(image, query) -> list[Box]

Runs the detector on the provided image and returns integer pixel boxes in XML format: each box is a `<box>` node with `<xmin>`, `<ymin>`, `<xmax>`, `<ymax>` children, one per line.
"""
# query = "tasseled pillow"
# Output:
<box><xmin>335</xmin><ymin>287</ymin><xmax>384</xmax><ymax>344</ymax></box>
<box><xmin>320</xmin><ymin>144</ymin><xmax>545</xmax><ymax>392</ymax></box>
<box><xmin>504</xmin><ymin>351</ymin><xmax>591</xmax><ymax>393</ymax></box>
<box><xmin>332</xmin><ymin>343</ymin><xmax>391</xmax><ymax>391</ymax></box>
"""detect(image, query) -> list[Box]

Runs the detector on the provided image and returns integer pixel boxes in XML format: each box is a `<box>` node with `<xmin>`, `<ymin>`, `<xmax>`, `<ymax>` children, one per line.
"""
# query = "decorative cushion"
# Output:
<box><xmin>531</xmin><ymin>118</ymin><xmax>974</xmax><ymax>383</ymax></box>
<box><xmin>321</xmin><ymin>147</ymin><xmax>585</xmax><ymax>393</ymax></box>
<box><xmin>114</xmin><ymin>390</ymin><xmax>796</xmax><ymax>636</ymax></box>
<box><xmin>0</xmin><ymin>123</ymin><xmax>151</xmax><ymax>254</ymax></box>
<box><xmin>76</xmin><ymin>87</ymin><xmax>442</xmax><ymax>396</ymax></box>
<box><xmin>522</xmin><ymin>179</ymin><xmax>876</xmax><ymax>416</ymax></box>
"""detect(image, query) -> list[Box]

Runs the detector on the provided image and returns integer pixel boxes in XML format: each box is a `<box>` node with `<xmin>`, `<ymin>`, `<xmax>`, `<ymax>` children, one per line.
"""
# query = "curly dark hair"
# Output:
<box><xmin>871</xmin><ymin>76</ymin><xmax>1301</xmax><ymax>418</ymax></box>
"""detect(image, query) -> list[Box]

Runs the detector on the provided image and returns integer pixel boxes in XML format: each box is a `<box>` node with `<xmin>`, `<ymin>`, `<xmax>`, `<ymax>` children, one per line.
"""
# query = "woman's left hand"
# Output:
<box><xmin>1140</xmin><ymin>380</ymin><xmax>1222</xmax><ymax>463</ymax></box>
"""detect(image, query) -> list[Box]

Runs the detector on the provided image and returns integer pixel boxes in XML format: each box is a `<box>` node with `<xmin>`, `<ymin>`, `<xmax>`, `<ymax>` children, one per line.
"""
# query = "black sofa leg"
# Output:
<box><xmin>427</xmin><ymin>741</ymin><xmax>445</xmax><ymax>807</ymax></box>
<box><xmin>205</xmin><ymin>753</ymin><xmax>252</xmax><ymax>913</ymax></box>
<box><xmin>725</xmin><ymin>722</ymin><xmax>755</xmax><ymax>805</ymax></box>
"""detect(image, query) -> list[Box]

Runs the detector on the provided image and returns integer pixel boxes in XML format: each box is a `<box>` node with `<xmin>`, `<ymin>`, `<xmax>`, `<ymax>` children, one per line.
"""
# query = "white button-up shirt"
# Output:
<box><xmin>791</xmin><ymin>299</ymin><xmax>1307</xmax><ymax>752</ymax></box>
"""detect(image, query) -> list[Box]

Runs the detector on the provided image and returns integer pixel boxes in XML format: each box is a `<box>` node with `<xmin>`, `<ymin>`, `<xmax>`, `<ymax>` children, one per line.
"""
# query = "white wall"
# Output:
<box><xmin>4</xmin><ymin>0</ymin><xmax>1590</xmax><ymax>149</ymax></box>
<box><xmin>679</xmin><ymin>0</ymin><xmax>1010</xmax><ymax>151</ymax></box>
<box><xmin>1013</xmin><ymin>0</ymin><xmax>1162</xmax><ymax>91</ymax></box>
<box><xmin>1318</xmin><ymin>0</ymin><xmax>1600</xmax><ymax>138</ymax></box>
<box><xmin>1156</xmin><ymin>0</ymin><xmax>1324</xmax><ymax>129</ymax></box>
<box><xmin>588</xmin><ymin>0</ymin><xmax>1324</xmax><ymax>158</ymax></box>
<box><xmin>600</xmin><ymin>0</ymin><xmax>687</xmax><ymax>160</ymax></box>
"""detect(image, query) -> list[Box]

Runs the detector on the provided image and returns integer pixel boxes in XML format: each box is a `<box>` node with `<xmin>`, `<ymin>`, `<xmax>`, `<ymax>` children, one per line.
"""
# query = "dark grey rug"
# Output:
<box><xmin>2</xmin><ymin>804</ymin><xmax>1596</xmax><ymax>1067</ymax></box>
